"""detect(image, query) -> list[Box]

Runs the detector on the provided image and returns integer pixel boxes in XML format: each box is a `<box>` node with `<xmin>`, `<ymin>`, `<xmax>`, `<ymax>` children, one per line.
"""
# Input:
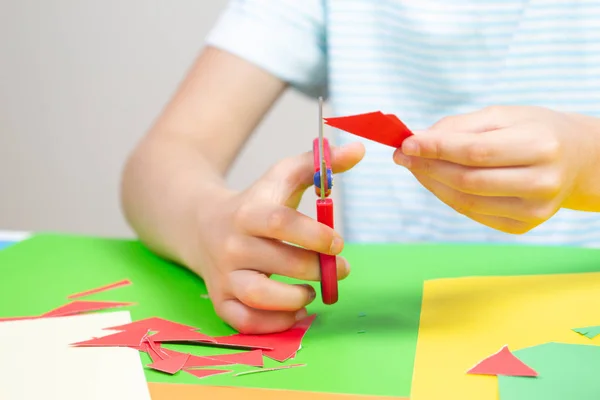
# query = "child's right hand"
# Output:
<box><xmin>192</xmin><ymin>142</ymin><xmax>365</xmax><ymax>334</ymax></box>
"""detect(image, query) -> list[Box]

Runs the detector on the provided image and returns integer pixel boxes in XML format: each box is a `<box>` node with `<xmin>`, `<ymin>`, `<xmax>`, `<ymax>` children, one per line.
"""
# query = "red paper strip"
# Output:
<box><xmin>103</xmin><ymin>317</ymin><xmax>199</xmax><ymax>332</ymax></box>
<box><xmin>160</xmin><ymin>348</ymin><xmax>235</xmax><ymax>368</ymax></box>
<box><xmin>213</xmin><ymin>315</ymin><xmax>316</xmax><ymax>362</ymax></box>
<box><xmin>148</xmin><ymin>328</ymin><xmax>215</xmax><ymax>343</ymax></box>
<box><xmin>148</xmin><ymin>353</ymin><xmax>190</xmax><ymax>375</ymax></box>
<box><xmin>184</xmin><ymin>368</ymin><xmax>232</xmax><ymax>379</ymax></box>
<box><xmin>467</xmin><ymin>345</ymin><xmax>538</xmax><ymax>377</ymax></box>
<box><xmin>41</xmin><ymin>300</ymin><xmax>133</xmax><ymax>318</ymax></box>
<box><xmin>324</xmin><ymin>111</ymin><xmax>413</xmax><ymax>148</ymax></box>
<box><xmin>146</xmin><ymin>338</ymin><xmax>169</xmax><ymax>360</ymax></box>
<box><xmin>71</xmin><ymin>327</ymin><xmax>149</xmax><ymax>348</ymax></box>
<box><xmin>0</xmin><ymin>316</ymin><xmax>39</xmax><ymax>322</ymax></box>
<box><xmin>206</xmin><ymin>349</ymin><xmax>264</xmax><ymax>367</ymax></box>
<box><xmin>67</xmin><ymin>279</ymin><xmax>132</xmax><ymax>299</ymax></box>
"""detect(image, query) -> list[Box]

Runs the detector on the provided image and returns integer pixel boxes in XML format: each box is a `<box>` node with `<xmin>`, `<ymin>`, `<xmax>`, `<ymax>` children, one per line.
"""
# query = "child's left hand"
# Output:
<box><xmin>393</xmin><ymin>105</ymin><xmax>600</xmax><ymax>234</ymax></box>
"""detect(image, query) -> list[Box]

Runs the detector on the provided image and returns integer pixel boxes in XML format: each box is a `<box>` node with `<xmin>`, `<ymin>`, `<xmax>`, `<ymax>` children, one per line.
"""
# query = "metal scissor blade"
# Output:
<box><xmin>318</xmin><ymin>96</ymin><xmax>326</xmax><ymax>200</ymax></box>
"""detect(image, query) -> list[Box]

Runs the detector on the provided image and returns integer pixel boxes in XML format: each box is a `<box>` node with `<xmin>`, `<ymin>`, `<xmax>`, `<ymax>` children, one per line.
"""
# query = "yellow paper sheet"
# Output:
<box><xmin>410</xmin><ymin>272</ymin><xmax>600</xmax><ymax>400</ymax></box>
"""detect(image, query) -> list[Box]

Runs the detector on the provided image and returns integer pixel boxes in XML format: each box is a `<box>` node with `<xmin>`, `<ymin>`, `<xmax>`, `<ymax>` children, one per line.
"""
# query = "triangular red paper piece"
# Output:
<box><xmin>0</xmin><ymin>316</ymin><xmax>39</xmax><ymax>322</ymax></box>
<box><xmin>184</xmin><ymin>368</ymin><xmax>231</xmax><ymax>379</ymax></box>
<box><xmin>324</xmin><ymin>111</ymin><xmax>413</xmax><ymax>148</ymax></box>
<box><xmin>213</xmin><ymin>314</ymin><xmax>316</xmax><ymax>362</ymax></box>
<box><xmin>148</xmin><ymin>328</ymin><xmax>215</xmax><ymax>343</ymax></box>
<box><xmin>467</xmin><ymin>345</ymin><xmax>538</xmax><ymax>377</ymax></box>
<box><xmin>67</xmin><ymin>279</ymin><xmax>131</xmax><ymax>299</ymax></box>
<box><xmin>70</xmin><ymin>327</ymin><xmax>149</xmax><ymax>348</ymax></box>
<box><xmin>103</xmin><ymin>317</ymin><xmax>199</xmax><ymax>332</ymax></box>
<box><xmin>41</xmin><ymin>300</ymin><xmax>133</xmax><ymax>317</ymax></box>
<box><xmin>148</xmin><ymin>353</ymin><xmax>190</xmax><ymax>375</ymax></box>
<box><xmin>206</xmin><ymin>349</ymin><xmax>264</xmax><ymax>367</ymax></box>
<box><xmin>160</xmin><ymin>348</ymin><xmax>235</xmax><ymax>368</ymax></box>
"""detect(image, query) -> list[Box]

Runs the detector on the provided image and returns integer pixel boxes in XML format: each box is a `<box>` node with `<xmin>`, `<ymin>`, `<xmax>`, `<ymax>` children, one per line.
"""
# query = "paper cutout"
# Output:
<box><xmin>324</xmin><ymin>111</ymin><xmax>413</xmax><ymax>148</ymax></box>
<box><xmin>184</xmin><ymin>368</ymin><xmax>232</xmax><ymax>379</ymax></box>
<box><xmin>71</xmin><ymin>327</ymin><xmax>150</xmax><ymax>348</ymax></box>
<box><xmin>572</xmin><ymin>325</ymin><xmax>600</xmax><ymax>339</ymax></box>
<box><xmin>410</xmin><ymin>273</ymin><xmax>600</xmax><ymax>400</ymax></box>
<box><xmin>42</xmin><ymin>300</ymin><xmax>133</xmax><ymax>317</ymax></box>
<box><xmin>206</xmin><ymin>349</ymin><xmax>264</xmax><ymax>367</ymax></box>
<box><xmin>146</xmin><ymin>338</ymin><xmax>169</xmax><ymax>360</ymax></box>
<box><xmin>103</xmin><ymin>317</ymin><xmax>199</xmax><ymax>332</ymax></box>
<box><xmin>467</xmin><ymin>345</ymin><xmax>537</xmax><ymax>377</ymax></box>
<box><xmin>234</xmin><ymin>363</ymin><xmax>306</xmax><ymax>376</ymax></box>
<box><xmin>213</xmin><ymin>315</ymin><xmax>316</xmax><ymax>362</ymax></box>
<box><xmin>148</xmin><ymin>328</ymin><xmax>215</xmax><ymax>343</ymax></box>
<box><xmin>0</xmin><ymin>316</ymin><xmax>38</xmax><ymax>322</ymax></box>
<box><xmin>67</xmin><ymin>279</ymin><xmax>132</xmax><ymax>299</ymax></box>
<box><xmin>148</xmin><ymin>353</ymin><xmax>190</xmax><ymax>375</ymax></box>
<box><xmin>498</xmin><ymin>342</ymin><xmax>600</xmax><ymax>399</ymax></box>
<box><xmin>139</xmin><ymin>341</ymin><xmax>164</xmax><ymax>363</ymax></box>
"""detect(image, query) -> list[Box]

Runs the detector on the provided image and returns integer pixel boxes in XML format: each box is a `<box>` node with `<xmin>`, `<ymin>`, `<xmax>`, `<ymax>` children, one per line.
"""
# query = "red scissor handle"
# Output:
<box><xmin>316</xmin><ymin>198</ymin><xmax>337</xmax><ymax>305</ymax></box>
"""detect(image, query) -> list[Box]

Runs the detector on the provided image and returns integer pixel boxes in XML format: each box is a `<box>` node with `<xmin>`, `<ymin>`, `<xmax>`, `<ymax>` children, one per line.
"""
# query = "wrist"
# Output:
<box><xmin>565</xmin><ymin>113</ymin><xmax>600</xmax><ymax>212</ymax></box>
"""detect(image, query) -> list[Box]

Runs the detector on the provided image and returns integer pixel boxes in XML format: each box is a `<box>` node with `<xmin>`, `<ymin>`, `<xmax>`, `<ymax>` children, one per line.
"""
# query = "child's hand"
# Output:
<box><xmin>393</xmin><ymin>106</ymin><xmax>600</xmax><ymax>234</ymax></box>
<box><xmin>193</xmin><ymin>142</ymin><xmax>365</xmax><ymax>334</ymax></box>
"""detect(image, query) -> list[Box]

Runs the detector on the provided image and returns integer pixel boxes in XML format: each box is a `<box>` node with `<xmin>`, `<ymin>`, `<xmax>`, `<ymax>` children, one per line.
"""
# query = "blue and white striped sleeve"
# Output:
<box><xmin>205</xmin><ymin>0</ymin><xmax>327</xmax><ymax>98</ymax></box>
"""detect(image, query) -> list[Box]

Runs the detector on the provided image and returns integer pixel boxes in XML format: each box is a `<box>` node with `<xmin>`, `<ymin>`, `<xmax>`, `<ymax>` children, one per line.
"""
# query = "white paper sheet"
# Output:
<box><xmin>0</xmin><ymin>311</ymin><xmax>151</xmax><ymax>400</ymax></box>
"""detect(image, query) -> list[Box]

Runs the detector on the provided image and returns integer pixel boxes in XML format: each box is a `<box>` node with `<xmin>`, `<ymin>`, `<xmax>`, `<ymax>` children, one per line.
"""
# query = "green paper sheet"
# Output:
<box><xmin>572</xmin><ymin>325</ymin><xmax>600</xmax><ymax>339</ymax></box>
<box><xmin>498</xmin><ymin>342</ymin><xmax>600</xmax><ymax>399</ymax></box>
<box><xmin>1</xmin><ymin>234</ymin><xmax>600</xmax><ymax>396</ymax></box>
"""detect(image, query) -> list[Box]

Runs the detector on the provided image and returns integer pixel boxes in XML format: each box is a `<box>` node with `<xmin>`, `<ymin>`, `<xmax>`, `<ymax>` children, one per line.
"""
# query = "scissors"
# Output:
<box><xmin>312</xmin><ymin>96</ymin><xmax>338</xmax><ymax>305</ymax></box>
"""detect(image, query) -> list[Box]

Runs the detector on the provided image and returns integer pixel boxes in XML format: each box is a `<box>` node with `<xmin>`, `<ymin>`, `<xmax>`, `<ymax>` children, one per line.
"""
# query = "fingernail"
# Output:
<box><xmin>329</xmin><ymin>236</ymin><xmax>344</xmax><ymax>254</ymax></box>
<box><xmin>402</xmin><ymin>140</ymin><xmax>419</xmax><ymax>156</ymax></box>
<box><xmin>394</xmin><ymin>153</ymin><xmax>411</xmax><ymax>168</ymax></box>
<box><xmin>295</xmin><ymin>308</ymin><xmax>308</xmax><ymax>321</ymax></box>
<box><xmin>304</xmin><ymin>285</ymin><xmax>316</xmax><ymax>302</ymax></box>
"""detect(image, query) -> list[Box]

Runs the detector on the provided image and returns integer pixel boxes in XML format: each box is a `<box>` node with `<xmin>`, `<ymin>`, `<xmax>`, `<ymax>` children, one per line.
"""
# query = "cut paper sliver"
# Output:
<box><xmin>148</xmin><ymin>328</ymin><xmax>215</xmax><ymax>343</ymax></box>
<box><xmin>0</xmin><ymin>311</ymin><xmax>151</xmax><ymax>400</ymax></box>
<box><xmin>104</xmin><ymin>317</ymin><xmax>200</xmax><ymax>332</ymax></box>
<box><xmin>234</xmin><ymin>363</ymin><xmax>306</xmax><ymax>376</ymax></box>
<box><xmin>572</xmin><ymin>325</ymin><xmax>600</xmax><ymax>339</ymax></box>
<box><xmin>324</xmin><ymin>111</ymin><xmax>413</xmax><ymax>148</ymax></box>
<box><xmin>67</xmin><ymin>279</ymin><xmax>132</xmax><ymax>299</ymax></box>
<box><xmin>71</xmin><ymin>326</ymin><xmax>150</xmax><ymax>348</ymax></box>
<box><xmin>467</xmin><ymin>345</ymin><xmax>537</xmax><ymax>377</ymax></box>
<box><xmin>410</xmin><ymin>272</ymin><xmax>600</xmax><ymax>400</ymax></box>
<box><xmin>42</xmin><ymin>300</ymin><xmax>133</xmax><ymax>317</ymax></box>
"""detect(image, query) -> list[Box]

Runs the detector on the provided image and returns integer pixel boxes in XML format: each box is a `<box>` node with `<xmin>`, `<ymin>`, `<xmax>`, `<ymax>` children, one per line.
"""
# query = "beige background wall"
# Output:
<box><xmin>1</xmin><ymin>1</ymin><xmax>339</xmax><ymax>238</ymax></box>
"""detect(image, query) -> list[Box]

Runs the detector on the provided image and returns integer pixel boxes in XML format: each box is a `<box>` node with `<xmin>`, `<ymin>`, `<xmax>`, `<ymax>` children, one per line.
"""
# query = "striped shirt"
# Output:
<box><xmin>206</xmin><ymin>0</ymin><xmax>600</xmax><ymax>247</ymax></box>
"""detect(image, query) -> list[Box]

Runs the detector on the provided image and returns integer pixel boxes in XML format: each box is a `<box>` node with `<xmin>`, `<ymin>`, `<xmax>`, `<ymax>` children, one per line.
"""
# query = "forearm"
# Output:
<box><xmin>120</xmin><ymin>133</ymin><xmax>232</xmax><ymax>269</ymax></box>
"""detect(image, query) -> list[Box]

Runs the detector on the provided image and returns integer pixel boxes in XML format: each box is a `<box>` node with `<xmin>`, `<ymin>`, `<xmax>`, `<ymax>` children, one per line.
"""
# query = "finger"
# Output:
<box><xmin>399</xmin><ymin>126</ymin><xmax>556</xmax><ymax>167</ymax></box>
<box><xmin>231</xmin><ymin>236</ymin><xmax>350</xmax><ymax>281</ymax></box>
<box><xmin>411</xmin><ymin>172</ymin><xmax>555</xmax><ymax>225</ymax></box>
<box><xmin>262</xmin><ymin>141</ymin><xmax>365</xmax><ymax>198</ymax></box>
<box><xmin>394</xmin><ymin>154</ymin><xmax>561</xmax><ymax>198</ymax></box>
<box><xmin>229</xmin><ymin>269</ymin><xmax>315</xmax><ymax>312</ymax></box>
<box><xmin>428</xmin><ymin>106</ymin><xmax>534</xmax><ymax>132</ymax></box>
<box><xmin>216</xmin><ymin>298</ymin><xmax>307</xmax><ymax>334</ymax></box>
<box><xmin>235</xmin><ymin>203</ymin><xmax>343</xmax><ymax>254</ymax></box>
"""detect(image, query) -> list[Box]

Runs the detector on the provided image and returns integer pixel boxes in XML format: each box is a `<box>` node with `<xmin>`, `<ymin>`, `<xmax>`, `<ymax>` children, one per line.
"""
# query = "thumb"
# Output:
<box><xmin>260</xmin><ymin>141</ymin><xmax>365</xmax><ymax>203</ymax></box>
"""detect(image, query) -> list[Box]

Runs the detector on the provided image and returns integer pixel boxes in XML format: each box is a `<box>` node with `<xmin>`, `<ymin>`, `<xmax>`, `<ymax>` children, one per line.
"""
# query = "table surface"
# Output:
<box><xmin>3</xmin><ymin>231</ymin><xmax>600</xmax><ymax>400</ymax></box>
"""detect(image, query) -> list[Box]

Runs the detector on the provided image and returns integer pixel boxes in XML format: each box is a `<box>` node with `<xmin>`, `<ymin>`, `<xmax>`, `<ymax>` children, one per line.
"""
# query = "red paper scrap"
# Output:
<box><xmin>103</xmin><ymin>317</ymin><xmax>199</xmax><ymax>333</ymax></box>
<box><xmin>213</xmin><ymin>314</ymin><xmax>316</xmax><ymax>362</ymax></box>
<box><xmin>41</xmin><ymin>300</ymin><xmax>133</xmax><ymax>318</ymax></box>
<box><xmin>234</xmin><ymin>363</ymin><xmax>306</xmax><ymax>376</ymax></box>
<box><xmin>324</xmin><ymin>111</ymin><xmax>413</xmax><ymax>148</ymax></box>
<box><xmin>160</xmin><ymin>348</ymin><xmax>235</xmax><ymax>368</ymax></box>
<box><xmin>467</xmin><ymin>345</ymin><xmax>538</xmax><ymax>377</ymax></box>
<box><xmin>184</xmin><ymin>368</ymin><xmax>232</xmax><ymax>379</ymax></box>
<box><xmin>67</xmin><ymin>279</ymin><xmax>132</xmax><ymax>299</ymax></box>
<box><xmin>148</xmin><ymin>353</ymin><xmax>190</xmax><ymax>375</ymax></box>
<box><xmin>146</xmin><ymin>338</ymin><xmax>169</xmax><ymax>360</ymax></box>
<box><xmin>148</xmin><ymin>328</ymin><xmax>215</xmax><ymax>343</ymax></box>
<box><xmin>71</xmin><ymin>327</ymin><xmax>150</xmax><ymax>348</ymax></box>
<box><xmin>206</xmin><ymin>349</ymin><xmax>264</xmax><ymax>367</ymax></box>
